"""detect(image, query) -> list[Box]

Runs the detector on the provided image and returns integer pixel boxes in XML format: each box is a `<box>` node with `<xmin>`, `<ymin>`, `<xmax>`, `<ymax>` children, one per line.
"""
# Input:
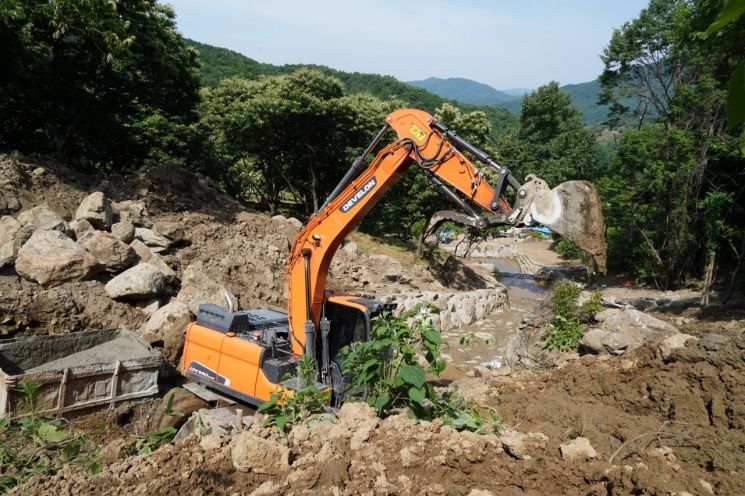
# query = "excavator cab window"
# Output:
<box><xmin>324</xmin><ymin>300</ymin><xmax>369</xmax><ymax>361</ymax></box>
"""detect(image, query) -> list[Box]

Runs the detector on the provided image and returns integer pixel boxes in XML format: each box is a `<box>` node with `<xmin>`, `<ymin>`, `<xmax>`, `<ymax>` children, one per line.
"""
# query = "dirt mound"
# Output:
<box><xmin>457</xmin><ymin>320</ymin><xmax>745</xmax><ymax>494</ymax></box>
<box><xmin>14</xmin><ymin>399</ymin><xmax>724</xmax><ymax>495</ymax></box>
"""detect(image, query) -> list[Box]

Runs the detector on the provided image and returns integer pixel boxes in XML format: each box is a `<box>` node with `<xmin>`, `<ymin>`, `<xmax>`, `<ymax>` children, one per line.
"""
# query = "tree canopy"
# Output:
<box><xmin>0</xmin><ymin>0</ymin><xmax>201</xmax><ymax>170</ymax></box>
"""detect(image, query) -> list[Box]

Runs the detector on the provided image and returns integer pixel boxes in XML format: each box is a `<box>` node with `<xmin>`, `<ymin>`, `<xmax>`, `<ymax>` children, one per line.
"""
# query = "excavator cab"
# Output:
<box><xmin>318</xmin><ymin>295</ymin><xmax>386</xmax><ymax>402</ymax></box>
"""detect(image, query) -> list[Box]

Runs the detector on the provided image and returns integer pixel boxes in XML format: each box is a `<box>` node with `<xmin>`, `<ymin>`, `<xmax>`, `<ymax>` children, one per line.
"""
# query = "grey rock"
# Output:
<box><xmin>0</xmin><ymin>215</ymin><xmax>21</xmax><ymax>246</ymax></box>
<box><xmin>342</xmin><ymin>240</ymin><xmax>359</xmax><ymax>254</ymax></box>
<box><xmin>110</xmin><ymin>221</ymin><xmax>135</xmax><ymax>243</ymax></box>
<box><xmin>78</xmin><ymin>231</ymin><xmax>137</xmax><ymax>273</ymax></box>
<box><xmin>17</xmin><ymin>204</ymin><xmax>70</xmax><ymax>235</ymax></box>
<box><xmin>15</xmin><ymin>230</ymin><xmax>100</xmax><ymax>287</ymax></box>
<box><xmin>112</xmin><ymin>200</ymin><xmax>151</xmax><ymax>227</ymax></box>
<box><xmin>0</xmin><ymin>188</ymin><xmax>21</xmax><ymax>215</ymax></box>
<box><xmin>12</xmin><ymin>224</ymin><xmax>35</xmax><ymax>252</ymax></box>
<box><xmin>153</xmin><ymin>221</ymin><xmax>185</xmax><ymax>243</ymax></box>
<box><xmin>75</xmin><ymin>192</ymin><xmax>113</xmax><ymax>229</ymax></box>
<box><xmin>582</xmin><ymin>308</ymin><xmax>680</xmax><ymax>355</ymax></box>
<box><xmin>701</xmin><ymin>333</ymin><xmax>728</xmax><ymax>352</ymax></box>
<box><xmin>134</xmin><ymin>298</ymin><xmax>160</xmax><ymax>317</ymax></box>
<box><xmin>0</xmin><ymin>240</ymin><xmax>15</xmax><ymax>268</ymax></box>
<box><xmin>104</xmin><ymin>263</ymin><xmax>165</xmax><ymax>300</ymax></box>
<box><xmin>560</xmin><ymin>437</ymin><xmax>597</xmax><ymax>461</ymax></box>
<box><xmin>129</xmin><ymin>239</ymin><xmax>175</xmax><ymax>282</ymax></box>
<box><xmin>177</xmin><ymin>262</ymin><xmax>229</xmax><ymax>315</ymax></box>
<box><xmin>658</xmin><ymin>333</ymin><xmax>697</xmax><ymax>360</ymax></box>
<box><xmin>134</xmin><ymin>227</ymin><xmax>170</xmax><ymax>252</ymax></box>
<box><xmin>70</xmin><ymin>219</ymin><xmax>95</xmax><ymax>240</ymax></box>
<box><xmin>140</xmin><ymin>300</ymin><xmax>190</xmax><ymax>363</ymax></box>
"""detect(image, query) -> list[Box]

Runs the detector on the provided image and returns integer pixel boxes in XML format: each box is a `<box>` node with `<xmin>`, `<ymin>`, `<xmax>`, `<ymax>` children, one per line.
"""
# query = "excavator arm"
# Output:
<box><xmin>286</xmin><ymin>108</ymin><xmax>606</xmax><ymax>357</ymax></box>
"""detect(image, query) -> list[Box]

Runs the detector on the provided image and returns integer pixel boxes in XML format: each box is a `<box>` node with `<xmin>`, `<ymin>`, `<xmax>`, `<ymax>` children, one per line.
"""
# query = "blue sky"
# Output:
<box><xmin>166</xmin><ymin>0</ymin><xmax>649</xmax><ymax>89</ymax></box>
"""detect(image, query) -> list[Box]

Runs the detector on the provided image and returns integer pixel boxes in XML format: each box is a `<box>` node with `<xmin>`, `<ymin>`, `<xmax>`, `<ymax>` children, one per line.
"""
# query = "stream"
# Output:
<box><xmin>441</xmin><ymin>257</ymin><xmax>550</xmax><ymax>378</ymax></box>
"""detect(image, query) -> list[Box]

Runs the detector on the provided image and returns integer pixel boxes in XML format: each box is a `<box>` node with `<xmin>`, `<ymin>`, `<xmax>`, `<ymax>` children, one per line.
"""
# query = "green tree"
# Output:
<box><xmin>598</xmin><ymin>0</ymin><xmax>745</xmax><ymax>289</ymax></box>
<box><xmin>0</xmin><ymin>0</ymin><xmax>201</xmax><ymax>171</ymax></box>
<box><xmin>497</xmin><ymin>82</ymin><xmax>598</xmax><ymax>186</ymax></box>
<box><xmin>200</xmin><ymin>69</ymin><xmax>391</xmax><ymax>215</ymax></box>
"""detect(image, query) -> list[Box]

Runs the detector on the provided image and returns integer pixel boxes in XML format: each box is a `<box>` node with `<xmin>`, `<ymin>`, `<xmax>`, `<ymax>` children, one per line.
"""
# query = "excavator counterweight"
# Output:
<box><xmin>179</xmin><ymin>108</ymin><xmax>607</xmax><ymax>406</ymax></box>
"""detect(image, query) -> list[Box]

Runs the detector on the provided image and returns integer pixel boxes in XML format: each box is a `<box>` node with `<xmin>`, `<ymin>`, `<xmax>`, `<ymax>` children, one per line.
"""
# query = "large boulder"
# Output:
<box><xmin>112</xmin><ymin>200</ymin><xmax>151</xmax><ymax>227</ymax></box>
<box><xmin>70</xmin><ymin>219</ymin><xmax>95</xmax><ymax>240</ymax></box>
<box><xmin>104</xmin><ymin>263</ymin><xmax>165</xmax><ymax>300</ymax></box>
<box><xmin>140</xmin><ymin>300</ymin><xmax>190</xmax><ymax>363</ymax></box>
<box><xmin>177</xmin><ymin>262</ymin><xmax>229</xmax><ymax>315</ymax></box>
<box><xmin>78</xmin><ymin>231</ymin><xmax>137</xmax><ymax>273</ymax></box>
<box><xmin>129</xmin><ymin>239</ymin><xmax>175</xmax><ymax>282</ymax></box>
<box><xmin>0</xmin><ymin>215</ymin><xmax>21</xmax><ymax>246</ymax></box>
<box><xmin>110</xmin><ymin>221</ymin><xmax>135</xmax><ymax>243</ymax></box>
<box><xmin>231</xmin><ymin>431</ymin><xmax>290</xmax><ymax>475</ymax></box>
<box><xmin>17</xmin><ymin>204</ymin><xmax>71</xmax><ymax>235</ymax></box>
<box><xmin>75</xmin><ymin>192</ymin><xmax>113</xmax><ymax>230</ymax></box>
<box><xmin>15</xmin><ymin>230</ymin><xmax>100</xmax><ymax>287</ymax></box>
<box><xmin>0</xmin><ymin>240</ymin><xmax>14</xmax><ymax>268</ymax></box>
<box><xmin>582</xmin><ymin>308</ymin><xmax>681</xmax><ymax>355</ymax></box>
<box><xmin>134</xmin><ymin>227</ymin><xmax>170</xmax><ymax>252</ymax></box>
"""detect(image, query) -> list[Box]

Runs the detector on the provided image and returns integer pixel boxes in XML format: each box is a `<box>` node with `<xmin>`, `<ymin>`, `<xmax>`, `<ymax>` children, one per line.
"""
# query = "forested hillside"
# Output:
<box><xmin>187</xmin><ymin>40</ymin><xmax>516</xmax><ymax>138</ymax></box>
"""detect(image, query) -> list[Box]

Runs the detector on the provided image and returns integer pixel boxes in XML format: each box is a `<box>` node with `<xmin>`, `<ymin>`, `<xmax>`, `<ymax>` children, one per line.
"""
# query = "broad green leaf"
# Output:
<box><xmin>276</xmin><ymin>415</ymin><xmax>287</xmax><ymax>432</ymax></box>
<box><xmin>398</xmin><ymin>364</ymin><xmax>425</xmax><ymax>389</ymax></box>
<box><xmin>422</xmin><ymin>327</ymin><xmax>441</xmax><ymax>346</ymax></box>
<box><xmin>37</xmin><ymin>423</ymin><xmax>67</xmax><ymax>443</ymax></box>
<box><xmin>703</xmin><ymin>0</ymin><xmax>745</xmax><ymax>36</ymax></box>
<box><xmin>89</xmin><ymin>462</ymin><xmax>102</xmax><ymax>475</ymax></box>
<box><xmin>726</xmin><ymin>59</ymin><xmax>745</xmax><ymax>128</ymax></box>
<box><xmin>408</xmin><ymin>387</ymin><xmax>425</xmax><ymax>406</ymax></box>
<box><xmin>373</xmin><ymin>392</ymin><xmax>390</xmax><ymax>412</ymax></box>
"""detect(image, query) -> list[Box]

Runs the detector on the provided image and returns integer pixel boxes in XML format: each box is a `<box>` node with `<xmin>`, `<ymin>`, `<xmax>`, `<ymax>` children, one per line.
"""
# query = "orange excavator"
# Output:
<box><xmin>179</xmin><ymin>108</ymin><xmax>606</xmax><ymax>405</ymax></box>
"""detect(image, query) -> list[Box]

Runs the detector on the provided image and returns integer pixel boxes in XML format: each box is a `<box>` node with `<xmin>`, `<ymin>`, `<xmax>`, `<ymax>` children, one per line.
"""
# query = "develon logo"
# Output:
<box><xmin>340</xmin><ymin>177</ymin><xmax>377</xmax><ymax>213</ymax></box>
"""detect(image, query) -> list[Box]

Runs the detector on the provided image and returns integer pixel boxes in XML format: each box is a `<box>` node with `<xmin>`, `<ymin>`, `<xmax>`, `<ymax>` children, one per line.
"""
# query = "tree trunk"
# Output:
<box><xmin>700</xmin><ymin>250</ymin><xmax>716</xmax><ymax>306</ymax></box>
<box><xmin>724</xmin><ymin>233</ymin><xmax>745</xmax><ymax>304</ymax></box>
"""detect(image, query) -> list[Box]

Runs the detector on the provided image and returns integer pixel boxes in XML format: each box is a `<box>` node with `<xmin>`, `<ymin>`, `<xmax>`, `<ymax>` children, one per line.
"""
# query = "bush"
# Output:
<box><xmin>555</xmin><ymin>239</ymin><xmax>587</xmax><ymax>261</ymax></box>
<box><xmin>542</xmin><ymin>281</ymin><xmax>603</xmax><ymax>352</ymax></box>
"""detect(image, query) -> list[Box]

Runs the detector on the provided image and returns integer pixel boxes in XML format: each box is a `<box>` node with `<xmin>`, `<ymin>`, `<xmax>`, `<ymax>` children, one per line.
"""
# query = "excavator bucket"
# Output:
<box><xmin>517</xmin><ymin>175</ymin><xmax>607</xmax><ymax>274</ymax></box>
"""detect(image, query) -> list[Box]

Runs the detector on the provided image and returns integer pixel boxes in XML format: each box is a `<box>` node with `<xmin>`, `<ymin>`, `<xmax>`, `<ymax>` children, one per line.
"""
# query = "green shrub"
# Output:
<box><xmin>542</xmin><ymin>281</ymin><xmax>603</xmax><ymax>352</ymax></box>
<box><xmin>555</xmin><ymin>239</ymin><xmax>588</xmax><ymax>261</ymax></box>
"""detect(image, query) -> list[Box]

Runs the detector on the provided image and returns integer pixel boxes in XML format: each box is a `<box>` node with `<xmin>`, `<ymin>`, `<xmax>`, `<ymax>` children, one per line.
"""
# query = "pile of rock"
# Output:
<box><xmin>0</xmin><ymin>191</ymin><xmax>191</xmax><ymax>360</ymax></box>
<box><xmin>386</xmin><ymin>288</ymin><xmax>508</xmax><ymax>331</ymax></box>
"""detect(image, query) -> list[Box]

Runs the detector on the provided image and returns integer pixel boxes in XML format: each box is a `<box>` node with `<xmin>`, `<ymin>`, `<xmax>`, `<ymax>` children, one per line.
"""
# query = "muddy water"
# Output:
<box><xmin>441</xmin><ymin>258</ymin><xmax>549</xmax><ymax>378</ymax></box>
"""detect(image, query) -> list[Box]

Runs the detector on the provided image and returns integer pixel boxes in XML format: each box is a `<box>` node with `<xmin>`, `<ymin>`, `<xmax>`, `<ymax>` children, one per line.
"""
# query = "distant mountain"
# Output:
<box><xmin>405</xmin><ymin>76</ymin><xmax>615</xmax><ymax>126</ymax></box>
<box><xmin>187</xmin><ymin>40</ymin><xmax>516</xmax><ymax>138</ymax></box>
<box><xmin>407</xmin><ymin>77</ymin><xmax>516</xmax><ymax>107</ymax></box>
<box><xmin>502</xmin><ymin>88</ymin><xmax>533</xmax><ymax>97</ymax></box>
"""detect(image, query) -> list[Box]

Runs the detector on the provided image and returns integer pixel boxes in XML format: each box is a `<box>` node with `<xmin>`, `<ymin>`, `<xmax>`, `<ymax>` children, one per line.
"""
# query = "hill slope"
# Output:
<box><xmin>187</xmin><ymin>40</ymin><xmax>516</xmax><ymax>137</ymax></box>
<box><xmin>407</xmin><ymin>77</ymin><xmax>516</xmax><ymax>106</ymax></box>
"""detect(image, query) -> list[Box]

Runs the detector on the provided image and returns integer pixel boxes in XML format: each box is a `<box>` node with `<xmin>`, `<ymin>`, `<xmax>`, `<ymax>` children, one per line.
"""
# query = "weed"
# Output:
<box><xmin>257</xmin><ymin>355</ymin><xmax>330</xmax><ymax>432</ymax></box>
<box><xmin>0</xmin><ymin>383</ymin><xmax>100</xmax><ymax>494</ymax></box>
<box><xmin>129</xmin><ymin>393</ymin><xmax>185</xmax><ymax>455</ymax></box>
<box><xmin>542</xmin><ymin>281</ymin><xmax>603</xmax><ymax>352</ymax></box>
<box><xmin>341</xmin><ymin>312</ymin><xmax>501</xmax><ymax>434</ymax></box>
